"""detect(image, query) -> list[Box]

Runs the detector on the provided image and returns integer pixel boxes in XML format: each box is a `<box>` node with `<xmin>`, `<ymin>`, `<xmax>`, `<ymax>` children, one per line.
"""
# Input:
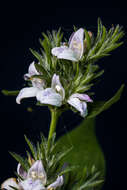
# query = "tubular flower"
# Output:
<box><xmin>1</xmin><ymin>160</ymin><xmax>64</xmax><ymax>190</ymax></box>
<box><xmin>36</xmin><ymin>74</ymin><xmax>65</xmax><ymax>107</ymax></box>
<box><xmin>67</xmin><ymin>93</ymin><xmax>93</xmax><ymax>117</ymax></box>
<box><xmin>16</xmin><ymin>62</ymin><xmax>45</xmax><ymax>104</ymax></box>
<box><xmin>51</xmin><ymin>28</ymin><xmax>84</xmax><ymax>61</ymax></box>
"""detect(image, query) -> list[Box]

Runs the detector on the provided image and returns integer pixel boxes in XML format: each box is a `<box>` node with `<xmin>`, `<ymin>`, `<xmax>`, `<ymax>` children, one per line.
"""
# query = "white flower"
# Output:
<box><xmin>1</xmin><ymin>178</ymin><xmax>19</xmax><ymax>190</ymax></box>
<box><xmin>67</xmin><ymin>93</ymin><xmax>93</xmax><ymax>117</ymax></box>
<box><xmin>16</xmin><ymin>62</ymin><xmax>93</xmax><ymax>115</ymax></box>
<box><xmin>51</xmin><ymin>28</ymin><xmax>84</xmax><ymax>61</ymax></box>
<box><xmin>17</xmin><ymin>163</ymin><xmax>27</xmax><ymax>179</ymax></box>
<box><xmin>36</xmin><ymin>74</ymin><xmax>65</xmax><ymax>107</ymax></box>
<box><xmin>1</xmin><ymin>160</ymin><xmax>64</xmax><ymax>190</ymax></box>
<box><xmin>16</xmin><ymin>62</ymin><xmax>65</xmax><ymax>108</ymax></box>
<box><xmin>24</xmin><ymin>61</ymin><xmax>40</xmax><ymax>80</ymax></box>
<box><xmin>16</xmin><ymin>62</ymin><xmax>45</xmax><ymax>104</ymax></box>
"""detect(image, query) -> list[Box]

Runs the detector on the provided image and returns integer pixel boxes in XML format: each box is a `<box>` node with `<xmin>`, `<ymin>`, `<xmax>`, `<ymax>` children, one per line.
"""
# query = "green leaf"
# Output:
<box><xmin>24</xmin><ymin>135</ymin><xmax>37</xmax><ymax>160</ymax></box>
<box><xmin>79</xmin><ymin>179</ymin><xmax>104</xmax><ymax>190</ymax></box>
<box><xmin>56</xmin><ymin>147</ymin><xmax>73</xmax><ymax>164</ymax></box>
<box><xmin>34</xmin><ymin>63</ymin><xmax>50</xmax><ymax>79</ymax></box>
<box><xmin>40</xmin><ymin>33</ymin><xmax>51</xmax><ymax>63</ymax></box>
<box><xmin>9</xmin><ymin>152</ymin><xmax>29</xmax><ymax>171</ymax></box>
<box><xmin>30</xmin><ymin>49</ymin><xmax>43</xmax><ymax>64</ymax></box>
<box><xmin>2</xmin><ymin>90</ymin><xmax>19</xmax><ymax>96</ymax></box>
<box><xmin>87</xmin><ymin>20</ymin><xmax>124</xmax><ymax>63</ymax></box>
<box><xmin>87</xmin><ymin>84</ymin><xmax>125</xmax><ymax>118</ymax></box>
<box><xmin>97</xmin><ymin>18</ymin><xmax>103</xmax><ymax>41</ymax></box>
<box><xmin>58</xmin><ymin>165</ymin><xmax>79</xmax><ymax>176</ymax></box>
<box><xmin>57</xmin><ymin>118</ymin><xmax>105</xmax><ymax>177</ymax></box>
<box><xmin>84</xmin><ymin>29</ymin><xmax>91</xmax><ymax>51</ymax></box>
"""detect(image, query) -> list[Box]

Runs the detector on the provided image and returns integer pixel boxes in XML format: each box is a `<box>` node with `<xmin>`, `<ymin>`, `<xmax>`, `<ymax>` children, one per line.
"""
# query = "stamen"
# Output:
<box><xmin>48</xmin><ymin>188</ymin><xmax>54</xmax><ymax>190</ymax></box>
<box><xmin>30</xmin><ymin>171</ymin><xmax>37</xmax><ymax>179</ymax></box>
<box><xmin>72</xmin><ymin>41</ymin><xmax>82</xmax><ymax>50</ymax></box>
<box><xmin>38</xmin><ymin>173</ymin><xmax>45</xmax><ymax>180</ymax></box>
<box><xmin>37</xmin><ymin>79</ymin><xmax>43</xmax><ymax>83</ymax></box>
<box><xmin>55</xmin><ymin>85</ymin><xmax>61</xmax><ymax>92</ymax></box>
<box><xmin>32</xmin><ymin>78</ymin><xmax>42</xmax><ymax>83</ymax></box>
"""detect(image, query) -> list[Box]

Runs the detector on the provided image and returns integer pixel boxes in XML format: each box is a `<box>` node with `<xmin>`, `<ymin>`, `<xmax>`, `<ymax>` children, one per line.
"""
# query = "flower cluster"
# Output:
<box><xmin>1</xmin><ymin>19</ymin><xmax>124</xmax><ymax>190</ymax></box>
<box><xmin>1</xmin><ymin>160</ymin><xmax>63</xmax><ymax>190</ymax></box>
<box><xmin>16</xmin><ymin>28</ymin><xmax>93</xmax><ymax>117</ymax></box>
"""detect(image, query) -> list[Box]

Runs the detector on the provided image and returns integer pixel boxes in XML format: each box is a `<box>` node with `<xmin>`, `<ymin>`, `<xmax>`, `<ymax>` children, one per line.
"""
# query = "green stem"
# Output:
<box><xmin>48</xmin><ymin>109</ymin><xmax>60</xmax><ymax>149</ymax></box>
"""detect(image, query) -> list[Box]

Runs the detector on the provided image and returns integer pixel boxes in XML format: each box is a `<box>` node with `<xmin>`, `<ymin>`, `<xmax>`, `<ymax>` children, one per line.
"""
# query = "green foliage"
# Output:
<box><xmin>61</xmin><ymin>165</ymin><xmax>104</xmax><ymax>190</ymax></box>
<box><xmin>2</xmin><ymin>90</ymin><xmax>19</xmax><ymax>96</ymax></box>
<box><xmin>87</xmin><ymin>84</ymin><xmax>125</xmax><ymax>118</ymax></box>
<box><xmin>24</xmin><ymin>135</ymin><xmax>37</xmax><ymax>160</ymax></box>
<box><xmin>2</xmin><ymin>19</ymin><xmax>124</xmax><ymax>117</ymax></box>
<box><xmin>85</xmin><ymin>18</ymin><xmax>124</xmax><ymax>63</ymax></box>
<box><xmin>10</xmin><ymin>133</ymin><xmax>103</xmax><ymax>190</ymax></box>
<box><xmin>11</xmin><ymin>133</ymin><xmax>77</xmax><ymax>180</ymax></box>
<box><xmin>9</xmin><ymin>152</ymin><xmax>30</xmax><ymax>171</ymax></box>
<box><xmin>57</xmin><ymin>85</ymin><xmax>124</xmax><ymax>178</ymax></box>
<box><xmin>57</xmin><ymin>118</ymin><xmax>105</xmax><ymax>177</ymax></box>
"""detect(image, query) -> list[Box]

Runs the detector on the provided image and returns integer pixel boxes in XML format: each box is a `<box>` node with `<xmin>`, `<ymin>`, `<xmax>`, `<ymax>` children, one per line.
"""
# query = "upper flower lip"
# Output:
<box><xmin>51</xmin><ymin>28</ymin><xmax>84</xmax><ymax>62</ymax></box>
<box><xmin>24</xmin><ymin>61</ymin><xmax>40</xmax><ymax>80</ymax></box>
<box><xmin>67</xmin><ymin>93</ymin><xmax>93</xmax><ymax>117</ymax></box>
<box><xmin>69</xmin><ymin>93</ymin><xmax>93</xmax><ymax>102</ymax></box>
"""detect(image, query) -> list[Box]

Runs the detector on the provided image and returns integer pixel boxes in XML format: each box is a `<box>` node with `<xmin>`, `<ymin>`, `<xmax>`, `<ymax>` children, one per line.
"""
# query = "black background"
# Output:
<box><xmin>0</xmin><ymin>6</ymin><xmax>127</xmax><ymax>190</ymax></box>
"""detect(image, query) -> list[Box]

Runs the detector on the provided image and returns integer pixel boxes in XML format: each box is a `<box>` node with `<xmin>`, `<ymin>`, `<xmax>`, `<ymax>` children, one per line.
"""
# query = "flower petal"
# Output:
<box><xmin>24</xmin><ymin>62</ymin><xmax>39</xmax><ymax>80</ymax></box>
<box><xmin>57</xmin><ymin>48</ymin><xmax>78</xmax><ymax>61</ymax></box>
<box><xmin>47</xmin><ymin>176</ymin><xmax>64</xmax><ymax>189</ymax></box>
<box><xmin>51</xmin><ymin>46</ymin><xmax>68</xmax><ymax>56</ymax></box>
<box><xmin>19</xmin><ymin>178</ymin><xmax>45</xmax><ymax>190</ymax></box>
<box><xmin>68</xmin><ymin>32</ymin><xmax>75</xmax><ymax>45</ymax></box>
<box><xmin>70</xmin><ymin>93</ymin><xmax>93</xmax><ymax>102</ymax></box>
<box><xmin>16</xmin><ymin>87</ymin><xmax>39</xmax><ymax>104</ymax></box>
<box><xmin>17</xmin><ymin>163</ymin><xmax>27</xmax><ymax>179</ymax></box>
<box><xmin>36</xmin><ymin>88</ymin><xmax>62</xmax><ymax>107</ymax></box>
<box><xmin>1</xmin><ymin>178</ymin><xmax>19</xmax><ymax>190</ymax></box>
<box><xmin>28</xmin><ymin>160</ymin><xmax>47</xmax><ymax>185</ymax></box>
<box><xmin>69</xmin><ymin>28</ymin><xmax>84</xmax><ymax>60</ymax></box>
<box><xmin>28</xmin><ymin>62</ymin><xmax>39</xmax><ymax>76</ymax></box>
<box><xmin>52</xmin><ymin>46</ymin><xmax>78</xmax><ymax>61</ymax></box>
<box><xmin>32</xmin><ymin>78</ymin><xmax>45</xmax><ymax>90</ymax></box>
<box><xmin>81</xmin><ymin>102</ymin><xmax>88</xmax><ymax>117</ymax></box>
<box><xmin>51</xmin><ymin>74</ymin><xmax>65</xmax><ymax>100</ymax></box>
<box><xmin>67</xmin><ymin>97</ymin><xmax>88</xmax><ymax>117</ymax></box>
